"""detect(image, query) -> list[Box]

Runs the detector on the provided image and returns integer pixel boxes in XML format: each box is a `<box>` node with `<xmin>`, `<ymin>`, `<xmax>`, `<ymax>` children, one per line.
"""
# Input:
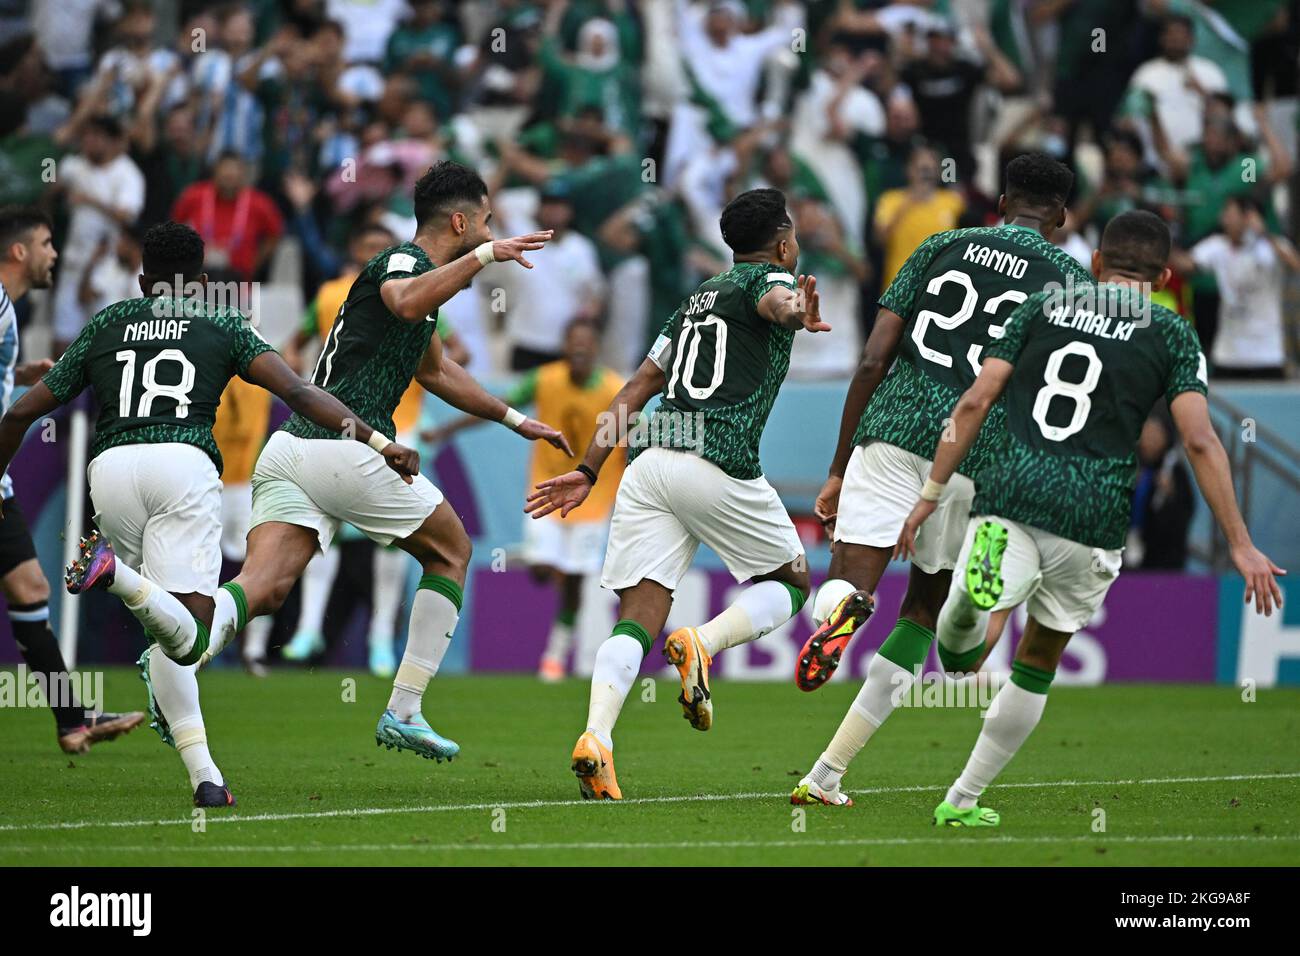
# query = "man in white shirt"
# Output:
<box><xmin>1176</xmin><ymin>195</ymin><xmax>1300</xmax><ymax>378</ymax></box>
<box><xmin>505</xmin><ymin>187</ymin><xmax>606</xmax><ymax>370</ymax></box>
<box><xmin>50</xmin><ymin>116</ymin><xmax>146</xmax><ymax>352</ymax></box>
<box><xmin>1127</xmin><ymin>13</ymin><xmax>1228</xmax><ymax>153</ymax></box>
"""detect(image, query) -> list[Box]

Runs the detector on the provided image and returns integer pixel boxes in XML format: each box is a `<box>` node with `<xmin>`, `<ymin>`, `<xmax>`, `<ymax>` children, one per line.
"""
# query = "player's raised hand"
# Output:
<box><xmin>381</xmin><ymin>442</ymin><xmax>421</xmax><ymax>484</ymax></box>
<box><xmin>815</xmin><ymin>475</ymin><xmax>842</xmax><ymax>535</ymax></box>
<box><xmin>894</xmin><ymin>498</ymin><xmax>937</xmax><ymax>562</ymax></box>
<box><xmin>795</xmin><ymin>274</ymin><xmax>830</xmax><ymax>333</ymax></box>
<box><xmin>517</xmin><ymin>417</ymin><xmax>574</xmax><ymax>456</ymax></box>
<box><xmin>14</xmin><ymin>359</ymin><xmax>54</xmax><ymax>386</ymax></box>
<box><xmin>1231</xmin><ymin>543</ymin><xmax>1286</xmax><ymax>616</ymax></box>
<box><xmin>525</xmin><ymin>470</ymin><xmax>591</xmax><ymax>519</ymax></box>
<box><xmin>493</xmin><ymin>231</ymin><xmax>554</xmax><ymax>269</ymax></box>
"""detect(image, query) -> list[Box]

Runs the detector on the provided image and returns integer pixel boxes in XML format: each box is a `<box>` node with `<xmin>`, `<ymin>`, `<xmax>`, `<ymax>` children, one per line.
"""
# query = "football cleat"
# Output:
<box><xmin>965</xmin><ymin>521</ymin><xmax>1009</xmax><ymax>610</ymax></box>
<box><xmin>571</xmin><ymin>731</ymin><xmax>621</xmax><ymax>800</ymax></box>
<box><xmin>368</xmin><ymin>641</ymin><xmax>396</xmax><ymax>678</ymax></box>
<box><xmin>57</xmin><ymin>710</ymin><xmax>146</xmax><ymax>755</ymax></box>
<box><xmin>194</xmin><ymin>781</ymin><xmax>236</xmax><ymax>808</ymax></box>
<box><xmin>795</xmin><ymin>589</ymin><xmax>875</xmax><ymax>692</ymax></box>
<box><xmin>663</xmin><ymin>627</ymin><xmax>712</xmax><ymax>731</ymax></box>
<box><xmin>64</xmin><ymin>530</ymin><xmax>116</xmax><ymax>595</ymax></box>
<box><xmin>933</xmin><ymin>800</ymin><xmax>1000</xmax><ymax>827</ymax></box>
<box><xmin>374</xmin><ymin>710</ymin><xmax>459</xmax><ymax>761</ymax></box>
<box><xmin>282</xmin><ymin>629</ymin><xmax>325</xmax><ymax>661</ymax></box>
<box><xmin>537</xmin><ymin>655</ymin><xmax>565</xmax><ymax>683</ymax></box>
<box><xmin>790</xmin><ymin>777</ymin><xmax>853</xmax><ymax>807</ymax></box>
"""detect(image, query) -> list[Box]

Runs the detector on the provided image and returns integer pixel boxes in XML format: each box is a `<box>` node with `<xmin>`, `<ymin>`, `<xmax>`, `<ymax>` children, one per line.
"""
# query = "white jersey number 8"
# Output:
<box><xmin>116</xmin><ymin>348</ymin><xmax>197</xmax><ymax>419</ymax></box>
<box><xmin>1031</xmin><ymin>341</ymin><xmax>1102</xmax><ymax>441</ymax></box>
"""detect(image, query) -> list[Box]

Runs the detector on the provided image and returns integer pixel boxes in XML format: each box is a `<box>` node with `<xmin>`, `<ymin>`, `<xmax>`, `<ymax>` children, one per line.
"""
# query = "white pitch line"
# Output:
<box><xmin>1</xmin><ymin>834</ymin><xmax>1296</xmax><ymax>855</ymax></box>
<box><xmin>0</xmin><ymin>770</ymin><xmax>1296</xmax><ymax>835</ymax></box>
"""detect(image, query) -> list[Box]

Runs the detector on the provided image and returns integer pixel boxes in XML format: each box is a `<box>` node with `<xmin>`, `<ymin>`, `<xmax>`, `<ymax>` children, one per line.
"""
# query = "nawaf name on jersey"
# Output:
<box><xmin>856</xmin><ymin>224</ymin><xmax>1093</xmax><ymax>477</ymax></box>
<box><xmin>42</xmin><ymin>296</ymin><xmax>273</xmax><ymax>473</ymax></box>
<box><xmin>976</xmin><ymin>282</ymin><xmax>1207</xmax><ymax>549</ymax></box>
<box><xmin>640</xmin><ymin>262</ymin><xmax>798</xmax><ymax>480</ymax></box>
<box><xmin>283</xmin><ymin>241</ymin><xmax>439</xmax><ymax>443</ymax></box>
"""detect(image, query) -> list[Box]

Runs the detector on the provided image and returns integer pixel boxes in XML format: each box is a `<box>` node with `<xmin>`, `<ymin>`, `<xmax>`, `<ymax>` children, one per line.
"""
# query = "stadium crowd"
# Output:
<box><xmin>0</xmin><ymin>0</ymin><xmax>1295</xmax><ymax>381</ymax></box>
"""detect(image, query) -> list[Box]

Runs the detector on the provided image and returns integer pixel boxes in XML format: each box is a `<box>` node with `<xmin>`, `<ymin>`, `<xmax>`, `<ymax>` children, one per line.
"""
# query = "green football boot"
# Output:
<box><xmin>965</xmin><ymin>521</ymin><xmax>1008</xmax><ymax>610</ymax></box>
<box><xmin>933</xmin><ymin>800</ymin><xmax>1000</xmax><ymax>827</ymax></box>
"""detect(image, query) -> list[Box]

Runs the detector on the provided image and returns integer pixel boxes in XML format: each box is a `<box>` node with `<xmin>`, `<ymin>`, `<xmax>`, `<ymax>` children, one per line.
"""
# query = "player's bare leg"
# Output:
<box><xmin>667</xmin><ymin>557</ymin><xmax>810</xmax><ymax>731</ymax></box>
<box><xmin>535</xmin><ymin>566</ymin><xmax>581</xmax><ymax>682</ymax></box>
<box><xmin>796</xmin><ymin>541</ymin><xmax>889</xmax><ymax>691</ymax></box>
<box><xmin>572</xmin><ymin>579</ymin><xmax>672</xmax><ymax>800</ymax></box>
<box><xmin>794</xmin><ymin>564</ymin><xmax>950</xmax><ymax>807</ymax></box>
<box><xmin>934</xmin><ymin>617</ymin><xmax>1069</xmax><ymax>828</ymax></box>
<box><xmin>373</xmin><ymin>499</ymin><xmax>471</xmax><ymax>761</ymax></box>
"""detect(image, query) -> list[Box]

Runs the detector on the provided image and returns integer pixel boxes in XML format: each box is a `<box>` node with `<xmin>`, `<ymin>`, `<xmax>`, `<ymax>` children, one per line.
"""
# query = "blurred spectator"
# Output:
<box><xmin>385</xmin><ymin>0</ymin><xmax>465</xmax><ymax>122</ymax></box>
<box><xmin>50</xmin><ymin>115</ymin><xmax>144</xmax><ymax>353</ymax></box>
<box><xmin>78</xmin><ymin>223</ymin><xmax>144</xmax><ymax>316</ymax></box>
<box><xmin>1126</xmin><ymin>13</ymin><xmax>1228</xmax><ymax>153</ymax></box>
<box><xmin>192</xmin><ymin>4</ymin><xmax>265</xmax><ymax>167</ymax></box>
<box><xmin>1075</xmin><ymin>129</ymin><xmax>1160</xmax><ymax>233</ymax></box>
<box><xmin>1171</xmin><ymin>196</ymin><xmax>1300</xmax><ymax>379</ymax></box>
<box><xmin>0</xmin><ymin>33</ymin><xmax>70</xmax><ymax>138</ymax></box>
<box><xmin>873</xmin><ymin>143</ymin><xmax>964</xmax><ymax>287</ymax></box>
<box><xmin>538</xmin><ymin>0</ymin><xmax>640</xmax><ymax>138</ymax></box>
<box><xmin>1052</xmin><ymin>209</ymin><xmax>1092</xmax><ymax>270</ymax></box>
<box><xmin>327</xmin><ymin>0</ymin><xmax>410</xmax><ymax>64</ymax></box>
<box><xmin>171</xmin><ymin>151</ymin><xmax>284</xmax><ymax>282</ymax></box>
<box><xmin>31</xmin><ymin>0</ymin><xmax>116</xmax><ymax>98</ymax></box>
<box><xmin>502</xmin><ymin>185</ymin><xmax>605</xmax><ymax>371</ymax></box>
<box><xmin>1128</xmin><ymin>409</ymin><xmax>1196</xmax><ymax>571</ymax></box>
<box><xmin>133</xmin><ymin>103</ymin><xmax>206</xmax><ymax>228</ymax></box>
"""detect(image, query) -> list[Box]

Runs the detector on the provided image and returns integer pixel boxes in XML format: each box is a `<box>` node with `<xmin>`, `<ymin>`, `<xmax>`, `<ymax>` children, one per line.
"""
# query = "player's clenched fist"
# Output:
<box><xmin>380</xmin><ymin>443</ymin><xmax>421</xmax><ymax>484</ymax></box>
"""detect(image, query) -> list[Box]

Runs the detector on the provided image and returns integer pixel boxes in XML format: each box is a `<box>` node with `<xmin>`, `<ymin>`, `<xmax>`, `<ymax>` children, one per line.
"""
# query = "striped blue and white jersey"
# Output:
<box><xmin>0</xmin><ymin>281</ymin><xmax>20</xmax><ymax>499</ymax></box>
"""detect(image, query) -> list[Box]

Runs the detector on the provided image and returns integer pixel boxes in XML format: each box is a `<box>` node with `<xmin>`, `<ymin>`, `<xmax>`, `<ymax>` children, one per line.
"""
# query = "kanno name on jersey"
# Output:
<box><xmin>638</xmin><ymin>261</ymin><xmax>797</xmax><ymax>480</ymax></box>
<box><xmin>974</xmin><ymin>282</ymin><xmax>1207</xmax><ymax>550</ymax></box>
<box><xmin>855</xmin><ymin>224</ymin><xmax>1093</xmax><ymax>478</ymax></box>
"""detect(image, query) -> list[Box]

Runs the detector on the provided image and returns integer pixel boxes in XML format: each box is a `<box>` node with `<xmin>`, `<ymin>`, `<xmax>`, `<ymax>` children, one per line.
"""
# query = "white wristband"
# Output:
<box><xmin>920</xmin><ymin>478</ymin><xmax>946</xmax><ymax>502</ymax></box>
<box><xmin>474</xmin><ymin>242</ymin><xmax>495</xmax><ymax>267</ymax></box>
<box><xmin>502</xmin><ymin>407</ymin><xmax>526</xmax><ymax>430</ymax></box>
<box><xmin>367</xmin><ymin>430</ymin><xmax>393</xmax><ymax>453</ymax></box>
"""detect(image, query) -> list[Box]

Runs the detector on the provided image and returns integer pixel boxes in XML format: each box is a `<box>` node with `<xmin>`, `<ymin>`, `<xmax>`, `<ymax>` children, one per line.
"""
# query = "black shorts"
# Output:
<box><xmin>0</xmin><ymin>497</ymin><xmax>39</xmax><ymax>578</ymax></box>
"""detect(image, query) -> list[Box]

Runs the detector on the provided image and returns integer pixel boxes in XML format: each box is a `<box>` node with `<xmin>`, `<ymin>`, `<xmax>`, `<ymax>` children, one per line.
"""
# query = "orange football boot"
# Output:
<box><xmin>663</xmin><ymin>627</ymin><xmax>712</xmax><ymax>731</ymax></box>
<box><xmin>795</xmin><ymin>590</ymin><xmax>875</xmax><ymax>691</ymax></box>
<box><xmin>571</xmin><ymin>731</ymin><xmax>621</xmax><ymax>800</ymax></box>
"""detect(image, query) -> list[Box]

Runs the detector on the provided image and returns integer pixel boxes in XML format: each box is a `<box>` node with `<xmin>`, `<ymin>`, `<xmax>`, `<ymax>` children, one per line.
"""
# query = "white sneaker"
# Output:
<box><xmin>790</xmin><ymin>775</ymin><xmax>853</xmax><ymax>806</ymax></box>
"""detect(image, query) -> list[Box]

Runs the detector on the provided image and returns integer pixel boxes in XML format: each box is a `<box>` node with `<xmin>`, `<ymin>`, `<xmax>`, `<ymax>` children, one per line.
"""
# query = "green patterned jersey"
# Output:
<box><xmin>635</xmin><ymin>261</ymin><xmax>798</xmax><ymax>479</ymax></box>
<box><xmin>855</xmin><ymin>224</ymin><xmax>1093</xmax><ymax>477</ymax></box>
<box><xmin>975</xmin><ymin>283</ymin><xmax>1208</xmax><ymax>549</ymax></box>
<box><xmin>283</xmin><ymin>242</ymin><xmax>438</xmax><ymax>441</ymax></box>
<box><xmin>42</xmin><ymin>296</ymin><xmax>273</xmax><ymax>474</ymax></box>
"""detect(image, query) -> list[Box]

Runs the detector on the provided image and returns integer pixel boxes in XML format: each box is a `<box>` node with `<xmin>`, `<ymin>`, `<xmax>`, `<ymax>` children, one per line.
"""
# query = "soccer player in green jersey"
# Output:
<box><xmin>0</xmin><ymin>221</ymin><xmax>419</xmax><ymax>807</ymax></box>
<box><xmin>791</xmin><ymin>154</ymin><xmax>1092</xmax><ymax>807</ymax></box>
<box><xmin>526</xmin><ymin>188</ymin><xmax>830</xmax><ymax>799</ymax></box>
<box><xmin>897</xmin><ymin>210</ymin><xmax>1284</xmax><ymax>827</ymax></box>
<box><xmin>62</xmin><ymin>162</ymin><xmax>571</xmax><ymax>766</ymax></box>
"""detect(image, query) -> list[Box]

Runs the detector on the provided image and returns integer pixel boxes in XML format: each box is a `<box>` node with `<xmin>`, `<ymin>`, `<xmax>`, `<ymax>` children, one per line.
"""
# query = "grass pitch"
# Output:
<box><xmin>1</xmin><ymin>669</ymin><xmax>1297</xmax><ymax>866</ymax></box>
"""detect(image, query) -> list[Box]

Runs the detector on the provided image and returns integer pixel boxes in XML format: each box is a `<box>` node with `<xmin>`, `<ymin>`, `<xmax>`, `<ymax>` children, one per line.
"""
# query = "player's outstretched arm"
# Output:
<box><xmin>816</xmin><ymin>307</ymin><xmax>906</xmax><ymax>530</ymax></box>
<box><xmin>1171</xmin><ymin>391</ymin><xmax>1285</xmax><ymax>615</ymax></box>
<box><xmin>896</xmin><ymin>358</ymin><xmax>1014</xmax><ymax>560</ymax></box>
<box><xmin>242</xmin><ymin>351</ymin><xmax>421</xmax><ymax>483</ymax></box>
<box><xmin>525</xmin><ymin>358</ymin><xmax>665</xmax><ymax>520</ymax></box>
<box><xmin>415</xmin><ymin>335</ymin><xmax>572</xmax><ymax>455</ymax></box>
<box><xmin>758</xmin><ymin>274</ymin><xmax>831</xmax><ymax>333</ymax></box>
<box><xmin>0</xmin><ymin>382</ymin><xmax>63</xmax><ymax>516</ymax></box>
<box><xmin>380</xmin><ymin>231</ymin><xmax>554</xmax><ymax>322</ymax></box>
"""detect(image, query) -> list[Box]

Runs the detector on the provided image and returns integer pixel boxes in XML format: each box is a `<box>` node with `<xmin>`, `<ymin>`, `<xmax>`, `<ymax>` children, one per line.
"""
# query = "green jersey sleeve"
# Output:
<box><xmin>300</xmin><ymin>299</ymin><xmax>320</xmax><ymax>338</ymax></box>
<box><xmin>373</xmin><ymin>245</ymin><xmax>433</xmax><ymax>289</ymax></box>
<box><xmin>878</xmin><ymin>228</ymin><xmax>969</xmax><ymax>318</ymax></box>
<box><xmin>226</xmin><ymin>312</ymin><xmax>275</xmax><ymax>376</ymax></box>
<box><xmin>984</xmin><ymin>290</ymin><xmax>1049</xmax><ymax>367</ymax></box>
<box><xmin>42</xmin><ymin>315</ymin><xmax>97</xmax><ymax>402</ymax></box>
<box><xmin>1160</xmin><ymin>312</ymin><xmax>1209</xmax><ymax>404</ymax></box>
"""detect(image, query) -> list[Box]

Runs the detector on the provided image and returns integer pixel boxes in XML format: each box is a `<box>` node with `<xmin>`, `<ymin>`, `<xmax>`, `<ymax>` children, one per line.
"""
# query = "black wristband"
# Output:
<box><xmin>576</xmin><ymin>463</ymin><xmax>598</xmax><ymax>486</ymax></box>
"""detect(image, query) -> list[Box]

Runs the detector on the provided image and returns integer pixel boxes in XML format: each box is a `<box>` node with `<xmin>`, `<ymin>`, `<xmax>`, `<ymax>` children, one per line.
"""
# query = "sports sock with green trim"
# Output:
<box><xmin>147</xmin><ymin>647</ymin><xmax>222</xmax><ymax>789</ymax></box>
<box><xmin>936</xmin><ymin>586</ymin><xmax>988</xmax><ymax>674</ymax></box>
<box><xmin>945</xmin><ymin>663</ymin><xmax>1053</xmax><ymax>809</ymax></box>
<box><xmin>388</xmin><ymin>573</ymin><xmax>462</xmax><ymax>721</ymax></box>
<box><xmin>106</xmin><ymin>560</ymin><xmax>205</xmax><ymax>662</ymax></box>
<box><xmin>809</xmin><ymin>619</ymin><xmax>934</xmax><ymax>790</ymax></box>
<box><xmin>585</xmin><ymin>620</ymin><xmax>650</xmax><ymax>749</ymax></box>
<box><xmin>200</xmin><ymin>582</ymin><xmax>249</xmax><ymax>666</ymax></box>
<box><xmin>811</xmin><ymin>578</ymin><xmax>857</xmax><ymax>628</ymax></box>
<box><xmin>541</xmin><ymin>606</ymin><xmax>579</xmax><ymax>664</ymax></box>
<box><xmin>696</xmin><ymin>580</ymin><xmax>806</xmax><ymax>657</ymax></box>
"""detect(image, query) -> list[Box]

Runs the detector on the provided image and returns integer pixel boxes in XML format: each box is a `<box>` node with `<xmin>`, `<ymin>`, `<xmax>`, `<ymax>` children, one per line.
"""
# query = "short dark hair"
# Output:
<box><xmin>1162</xmin><ymin>13</ymin><xmax>1195</xmax><ymax>34</ymax></box>
<box><xmin>142</xmin><ymin>221</ymin><xmax>205</xmax><ymax>280</ymax></box>
<box><xmin>1100</xmin><ymin>210</ymin><xmax>1171</xmax><ymax>280</ymax></box>
<box><xmin>85</xmin><ymin>114</ymin><xmax>125</xmax><ymax>139</ymax></box>
<box><xmin>1005</xmin><ymin>151</ymin><xmax>1073</xmax><ymax>209</ymax></box>
<box><xmin>719</xmin><ymin>187</ymin><xmax>792</xmax><ymax>255</ymax></box>
<box><xmin>0</xmin><ymin>206</ymin><xmax>52</xmax><ymax>257</ymax></box>
<box><xmin>348</xmin><ymin>222</ymin><xmax>396</xmax><ymax>245</ymax></box>
<box><xmin>413</xmin><ymin>160</ymin><xmax>489</xmax><ymax>228</ymax></box>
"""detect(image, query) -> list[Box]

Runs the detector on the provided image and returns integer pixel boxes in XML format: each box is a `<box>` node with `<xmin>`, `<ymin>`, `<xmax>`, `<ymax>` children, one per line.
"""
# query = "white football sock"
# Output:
<box><xmin>541</xmin><ymin>619</ymin><xmax>575</xmax><ymax>662</ymax></box>
<box><xmin>296</xmin><ymin>548</ymin><xmax>339</xmax><ymax>636</ymax></box>
<box><xmin>697</xmin><ymin>580</ymin><xmax>799</xmax><ymax>657</ymax></box>
<box><xmin>243</xmin><ymin>616</ymin><xmax>271</xmax><ymax>660</ymax></box>
<box><xmin>810</xmin><ymin>652</ymin><xmax>916</xmax><ymax>789</ymax></box>
<box><xmin>368</xmin><ymin>547</ymin><xmax>407</xmax><ymax>648</ymax></box>
<box><xmin>936</xmin><ymin>588</ymin><xmax>988</xmax><ymax>673</ymax></box>
<box><xmin>387</xmin><ymin>587</ymin><xmax>458</xmax><ymax>720</ymax></box>
<box><xmin>946</xmin><ymin>681</ymin><xmax>1047</xmax><ymax>809</ymax></box>
<box><xmin>811</xmin><ymin>577</ymin><xmax>857</xmax><ymax>628</ymax></box>
<box><xmin>108</xmin><ymin>564</ymin><xmax>198</xmax><ymax>661</ymax></box>
<box><xmin>148</xmin><ymin>648</ymin><xmax>222</xmax><ymax>788</ymax></box>
<box><xmin>585</xmin><ymin>634</ymin><xmax>642</xmax><ymax>749</ymax></box>
<box><xmin>198</xmin><ymin>588</ymin><xmax>242</xmax><ymax>667</ymax></box>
